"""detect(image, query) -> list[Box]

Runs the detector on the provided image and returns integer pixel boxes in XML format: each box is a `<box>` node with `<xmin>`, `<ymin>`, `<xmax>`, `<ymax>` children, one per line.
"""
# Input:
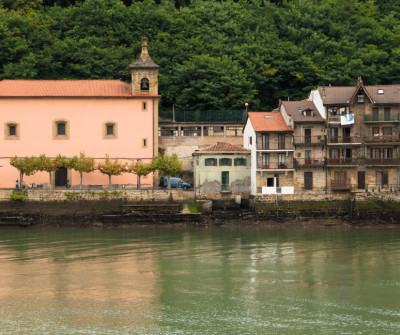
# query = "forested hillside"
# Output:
<box><xmin>1</xmin><ymin>0</ymin><xmax>400</xmax><ymax>111</ymax></box>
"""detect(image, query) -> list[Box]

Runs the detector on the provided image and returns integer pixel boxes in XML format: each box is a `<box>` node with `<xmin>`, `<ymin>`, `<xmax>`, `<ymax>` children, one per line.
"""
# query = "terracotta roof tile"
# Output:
<box><xmin>281</xmin><ymin>101</ymin><xmax>324</xmax><ymax>122</ymax></box>
<box><xmin>0</xmin><ymin>80</ymin><xmax>159</xmax><ymax>97</ymax></box>
<box><xmin>247</xmin><ymin>112</ymin><xmax>291</xmax><ymax>132</ymax></box>
<box><xmin>195</xmin><ymin>142</ymin><xmax>250</xmax><ymax>154</ymax></box>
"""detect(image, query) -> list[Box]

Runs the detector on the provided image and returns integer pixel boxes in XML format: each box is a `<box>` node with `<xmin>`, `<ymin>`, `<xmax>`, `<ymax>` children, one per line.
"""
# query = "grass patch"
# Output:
<box><xmin>187</xmin><ymin>203</ymin><xmax>197</xmax><ymax>213</ymax></box>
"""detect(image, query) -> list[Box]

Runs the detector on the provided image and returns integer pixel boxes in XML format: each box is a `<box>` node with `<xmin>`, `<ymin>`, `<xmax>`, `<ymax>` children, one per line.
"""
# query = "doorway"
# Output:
<box><xmin>221</xmin><ymin>171</ymin><xmax>229</xmax><ymax>191</ymax></box>
<box><xmin>358</xmin><ymin>171</ymin><xmax>365</xmax><ymax>189</ymax></box>
<box><xmin>55</xmin><ymin>167</ymin><xmax>68</xmax><ymax>187</ymax></box>
<box><xmin>304</xmin><ymin>172</ymin><xmax>313</xmax><ymax>190</ymax></box>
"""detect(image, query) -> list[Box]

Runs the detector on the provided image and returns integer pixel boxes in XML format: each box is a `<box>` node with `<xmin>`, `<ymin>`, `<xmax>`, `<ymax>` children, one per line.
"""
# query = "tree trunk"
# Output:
<box><xmin>108</xmin><ymin>175</ymin><xmax>112</xmax><ymax>189</ymax></box>
<box><xmin>137</xmin><ymin>175</ymin><xmax>141</xmax><ymax>190</ymax></box>
<box><xmin>49</xmin><ymin>172</ymin><xmax>52</xmax><ymax>190</ymax></box>
<box><xmin>167</xmin><ymin>175</ymin><xmax>171</xmax><ymax>189</ymax></box>
<box><xmin>80</xmin><ymin>172</ymin><xmax>83</xmax><ymax>190</ymax></box>
<box><xmin>19</xmin><ymin>171</ymin><xmax>23</xmax><ymax>189</ymax></box>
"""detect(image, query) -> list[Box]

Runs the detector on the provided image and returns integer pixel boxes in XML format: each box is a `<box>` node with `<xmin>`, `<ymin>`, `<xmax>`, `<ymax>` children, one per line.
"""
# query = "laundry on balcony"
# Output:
<box><xmin>340</xmin><ymin>113</ymin><xmax>354</xmax><ymax>125</ymax></box>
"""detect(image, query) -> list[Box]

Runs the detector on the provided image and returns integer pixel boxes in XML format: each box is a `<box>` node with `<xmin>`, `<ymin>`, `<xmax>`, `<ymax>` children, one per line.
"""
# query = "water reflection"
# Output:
<box><xmin>0</xmin><ymin>227</ymin><xmax>399</xmax><ymax>334</ymax></box>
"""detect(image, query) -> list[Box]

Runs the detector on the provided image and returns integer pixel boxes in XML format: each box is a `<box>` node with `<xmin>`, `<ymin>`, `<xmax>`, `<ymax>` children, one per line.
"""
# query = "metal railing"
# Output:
<box><xmin>364</xmin><ymin>114</ymin><xmax>400</xmax><ymax>122</ymax></box>
<box><xmin>356</xmin><ymin>184</ymin><xmax>400</xmax><ymax>192</ymax></box>
<box><xmin>364</xmin><ymin>136</ymin><xmax>400</xmax><ymax>143</ymax></box>
<box><xmin>327</xmin><ymin>136</ymin><xmax>363</xmax><ymax>144</ymax></box>
<box><xmin>331</xmin><ymin>179</ymin><xmax>351</xmax><ymax>191</ymax></box>
<box><xmin>159</xmin><ymin>109</ymin><xmax>247</xmax><ymax>122</ymax></box>
<box><xmin>257</xmin><ymin>163</ymin><xmax>294</xmax><ymax>170</ymax></box>
<box><xmin>326</xmin><ymin>158</ymin><xmax>358</xmax><ymax>166</ymax></box>
<box><xmin>256</xmin><ymin>143</ymin><xmax>294</xmax><ymax>150</ymax></box>
<box><xmin>293</xmin><ymin>158</ymin><xmax>325</xmax><ymax>167</ymax></box>
<box><xmin>293</xmin><ymin>136</ymin><xmax>325</xmax><ymax>145</ymax></box>
<box><xmin>362</xmin><ymin>158</ymin><xmax>400</xmax><ymax>166</ymax></box>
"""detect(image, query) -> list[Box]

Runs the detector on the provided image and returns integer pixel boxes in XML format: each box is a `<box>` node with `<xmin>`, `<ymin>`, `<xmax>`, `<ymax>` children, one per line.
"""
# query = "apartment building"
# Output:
<box><xmin>280</xmin><ymin>101</ymin><xmax>326</xmax><ymax>191</ymax></box>
<box><xmin>310</xmin><ymin>77</ymin><xmax>400</xmax><ymax>191</ymax></box>
<box><xmin>243</xmin><ymin>111</ymin><xmax>294</xmax><ymax>195</ymax></box>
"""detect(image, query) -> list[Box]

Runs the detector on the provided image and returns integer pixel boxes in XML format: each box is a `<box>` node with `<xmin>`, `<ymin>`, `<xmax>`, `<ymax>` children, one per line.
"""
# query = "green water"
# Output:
<box><xmin>0</xmin><ymin>227</ymin><xmax>399</xmax><ymax>334</ymax></box>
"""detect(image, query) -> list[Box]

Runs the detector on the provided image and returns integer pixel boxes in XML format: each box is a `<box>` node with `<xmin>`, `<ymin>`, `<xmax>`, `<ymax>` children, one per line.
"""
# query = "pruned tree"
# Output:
<box><xmin>153</xmin><ymin>153</ymin><xmax>182</xmax><ymax>189</ymax></box>
<box><xmin>128</xmin><ymin>160</ymin><xmax>154</xmax><ymax>189</ymax></box>
<box><xmin>69</xmin><ymin>152</ymin><xmax>95</xmax><ymax>189</ymax></box>
<box><xmin>36</xmin><ymin>154</ymin><xmax>63</xmax><ymax>189</ymax></box>
<box><xmin>97</xmin><ymin>155</ymin><xmax>127</xmax><ymax>188</ymax></box>
<box><xmin>10</xmin><ymin>156</ymin><xmax>38</xmax><ymax>187</ymax></box>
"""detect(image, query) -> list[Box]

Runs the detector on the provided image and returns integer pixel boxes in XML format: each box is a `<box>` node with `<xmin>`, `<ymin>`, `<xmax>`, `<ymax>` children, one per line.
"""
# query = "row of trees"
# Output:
<box><xmin>10</xmin><ymin>153</ymin><xmax>183</xmax><ymax>189</ymax></box>
<box><xmin>2</xmin><ymin>0</ymin><xmax>400</xmax><ymax>111</ymax></box>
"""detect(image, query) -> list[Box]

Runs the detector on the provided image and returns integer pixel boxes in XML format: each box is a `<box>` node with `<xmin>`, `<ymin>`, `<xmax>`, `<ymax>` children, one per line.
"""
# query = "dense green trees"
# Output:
<box><xmin>1</xmin><ymin>0</ymin><xmax>400</xmax><ymax>110</ymax></box>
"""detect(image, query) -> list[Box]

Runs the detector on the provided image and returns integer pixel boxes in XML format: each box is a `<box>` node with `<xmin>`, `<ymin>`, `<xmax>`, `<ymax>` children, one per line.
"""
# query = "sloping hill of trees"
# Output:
<box><xmin>1</xmin><ymin>0</ymin><xmax>400</xmax><ymax>111</ymax></box>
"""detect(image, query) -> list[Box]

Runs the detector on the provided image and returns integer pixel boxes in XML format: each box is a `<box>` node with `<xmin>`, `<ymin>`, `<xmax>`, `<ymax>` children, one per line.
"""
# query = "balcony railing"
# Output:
<box><xmin>257</xmin><ymin>163</ymin><xmax>294</xmax><ymax>170</ymax></box>
<box><xmin>327</xmin><ymin>136</ymin><xmax>363</xmax><ymax>144</ymax></box>
<box><xmin>293</xmin><ymin>158</ymin><xmax>325</xmax><ymax>167</ymax></box>
<box><xmin>328</xmin><ymin>116</ymin><xmax>341</xmax><ymax>123</ymax></box>
<box><xmin>256</xmin><ymin>143</ymin><xmax>294</xmax><ymax>150</ymax></box>
<box><xmin>364</xmin><ymin>136</ymin><xmax>400</xmax><ymax>144</ymax></box>
<box><xmin>364</xmin><ymin>114</ymin><xmax>400</xmax><ymax>122</ymax></box>
<box><xmin>326</xmin><ymin>158</ymin><xmax>358</xmax><ymax>166</ymax></box>
<box><xmin>331</xmin><ymin>179</ymin><xmax>351</xmax><ymax>191</ymax></box>
<box><xmin>293</xmin><ymin>136</ymin><xmax>325</xmax><ymax>145</ymax></box>
<box><xmin>362</xmin><ymin>158</ymin><xmax>400</xmax><ymax>166</ymax></box>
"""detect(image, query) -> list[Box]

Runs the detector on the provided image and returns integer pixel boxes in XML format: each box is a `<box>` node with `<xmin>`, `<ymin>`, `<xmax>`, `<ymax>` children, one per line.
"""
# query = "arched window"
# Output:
<box><xmin>141</xmin><ymin>78</ymin><xmax>149</xmax><ymax>91</ymax></box>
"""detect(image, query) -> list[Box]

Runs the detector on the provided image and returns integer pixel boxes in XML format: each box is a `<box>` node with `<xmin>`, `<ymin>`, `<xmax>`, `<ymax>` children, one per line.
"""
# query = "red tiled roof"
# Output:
<box><xmin>195</xmin><ymin>142</ymin><xmax>250</xmax><ymax>154</ymax></box>
<box><xmin>0</xmin><ymin>80</ymin><xmax>159</xmax><ymax>97</ymax></box>
<box><xmin>247</xmin><ymin>112</ymin><xmax>291</xmax><ymax>132</ymax></box>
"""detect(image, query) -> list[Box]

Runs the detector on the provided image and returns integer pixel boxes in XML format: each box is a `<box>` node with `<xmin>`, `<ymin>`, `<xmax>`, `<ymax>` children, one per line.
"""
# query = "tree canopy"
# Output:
<box><xmin>1</xmin><ymin>0</ymin><xmax>400</xmax><ymax>110</ymax></box>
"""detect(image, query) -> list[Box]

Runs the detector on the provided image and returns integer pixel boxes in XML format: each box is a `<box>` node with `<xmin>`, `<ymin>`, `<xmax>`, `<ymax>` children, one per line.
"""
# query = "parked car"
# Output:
<box><xmin>159</xmin><ymin>177</ymin><xmax>191</xmax><ymax>189</ymax></box>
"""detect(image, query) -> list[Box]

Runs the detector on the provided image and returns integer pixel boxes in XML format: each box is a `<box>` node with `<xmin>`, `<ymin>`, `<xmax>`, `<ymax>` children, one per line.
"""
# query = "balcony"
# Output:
<box><xmin>293</xmin><ymin>136</ymin><xmax>325</xmax><ymax>146</ymax></box>
<box><xmin>364</xmin><ymin>114</ymin><xmax>400</xmax><ymax>122</ymax></box>
<box><xmin>327</xmin><ymin>136</ymin><xmax>363</xmax><ymax>145</ymax></box>
<box><xmin>363</xmin><ymin>158</ymin><xmax>400</xmax><ymax>166</ymax></box>
<box><xmin>293</xmin><ymin>158</ymin><xmax>325</xmax><ymax>168</ymax></box>
<box><xmin>326</xmin><ymin>158</ymin><xmax>358</xmax><ymax>167</ymax></box>
<box><xmin>331</xmin><ymin>179</ymin><xmax>351</xmax><ymax>191</ymax></box>
<box><xmin>256</xmin><ymin>144</ymin><xmax>294</xmax><ymax>151</ymax></box>
<box><xmin>364</xmin><ymin>136</ymin><xmax>400</xmax><ymax>145</ymax></box>
<box><xmin>257</xmin><ymin>163</ymin><xmax>294</xmax><ymax>170</ymax></box>
<box><xmin>328</xmin><ymin>115</ymin><xmax>341</xmax><ymax>123</ymax></box>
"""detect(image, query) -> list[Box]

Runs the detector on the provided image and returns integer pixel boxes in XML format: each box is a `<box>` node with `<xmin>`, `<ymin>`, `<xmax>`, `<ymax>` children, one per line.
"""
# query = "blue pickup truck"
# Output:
<box><xmin>159</xmin><ymin>177</ymin><xmax>191</xmax><ymax>189</ymax></box>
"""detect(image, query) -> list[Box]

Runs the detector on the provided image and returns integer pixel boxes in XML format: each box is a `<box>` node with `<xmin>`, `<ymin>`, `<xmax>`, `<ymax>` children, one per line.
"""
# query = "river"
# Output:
<box><xmin>0</xmin><ymin>226</ymin><xmax>399</xmax><ymax>334</ymax></box>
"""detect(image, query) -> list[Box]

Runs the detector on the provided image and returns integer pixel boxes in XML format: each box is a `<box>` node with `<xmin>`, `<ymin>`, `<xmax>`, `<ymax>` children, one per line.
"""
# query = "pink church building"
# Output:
<box><xmin>0</xmin><ymin>38</ymin><xmax>160</xmax><ymax>188</ymax></box>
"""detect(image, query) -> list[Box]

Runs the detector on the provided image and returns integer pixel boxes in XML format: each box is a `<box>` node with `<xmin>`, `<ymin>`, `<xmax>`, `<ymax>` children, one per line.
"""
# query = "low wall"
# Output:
<box><xmin>0</xmin><ymin>189</ymin><xmax>195</xmax><ymax>202</ymax></box>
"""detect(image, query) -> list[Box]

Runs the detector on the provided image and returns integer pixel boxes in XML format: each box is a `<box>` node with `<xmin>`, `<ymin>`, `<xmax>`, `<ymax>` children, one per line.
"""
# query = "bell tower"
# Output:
<box><xmin>128</xmin><ymin>37</ymin><xmax>160</xmax><ymax>95</ymax></box>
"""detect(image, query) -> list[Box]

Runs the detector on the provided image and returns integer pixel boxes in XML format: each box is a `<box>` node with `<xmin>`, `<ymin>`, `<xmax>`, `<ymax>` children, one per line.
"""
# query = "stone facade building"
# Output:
<box><xmin>280</xmin><ymin>100</ymin><xmax>326</xmax><ymax>191</ymax></box>
<box><xmin>310</xmin><ymin>77</ymin><xmax>400</xmax><ymax>191</ymax></box>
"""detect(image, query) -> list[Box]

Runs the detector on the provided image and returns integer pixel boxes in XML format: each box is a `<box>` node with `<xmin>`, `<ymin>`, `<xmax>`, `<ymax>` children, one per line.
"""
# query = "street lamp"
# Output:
<box><xmin>245</xmin><ymin>102</ymin><xmax>249</xmax><ymax>113</ymax></box>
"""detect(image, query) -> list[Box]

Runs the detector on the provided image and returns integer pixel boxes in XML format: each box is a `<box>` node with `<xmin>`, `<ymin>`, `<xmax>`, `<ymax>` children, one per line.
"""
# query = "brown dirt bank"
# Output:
<box><xmin>0</xmin><ymin>200</ymin><xmax>398</xmax><ymax>227</ymax></box>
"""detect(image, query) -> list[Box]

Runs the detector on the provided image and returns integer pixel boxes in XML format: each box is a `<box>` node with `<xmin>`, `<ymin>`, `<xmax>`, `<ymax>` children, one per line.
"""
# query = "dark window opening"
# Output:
<box><xmin>219</xmin><ymin>158</ymin><xmax>232</xmax><ymax>166</ymax></box>
<box><xmin>234</xmin><ymin>158</ymin><xmax>246</xmax><ymax>166</ymax></box>
<box><xmin>205</xmin><ymin>158</ymin><xmax>217</xmax><ymax>166</ymax></box>
<box><xmin>106</xmin><ymin>125</ymin><xmax>114</xmax><ymax>135</ymax></box>
<box><xmin>9</xmin><ymin>125</ymin><xmax>16</xmax><ymax>136</ymax></box>
<box><xmin>267</xmin><ymin>178</ymin><xmax>274</xmax><ymax>187</ymax></box>
<box><xmin>57</xmin><ymin>123</ymin><xmax>66</xmax><ymax>135</ymax></box>
<box><xmin>140</xmin><ymin>78</ymin><xmax>149</xmax><ymax>90</ymax></box>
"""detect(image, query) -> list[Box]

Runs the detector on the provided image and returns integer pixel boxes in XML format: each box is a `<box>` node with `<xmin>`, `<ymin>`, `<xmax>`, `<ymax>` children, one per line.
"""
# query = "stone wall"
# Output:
<box><xmin>0</xmin><ymin>189</ymin><xmax>195</xmax><ymax>202</ymax></box>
